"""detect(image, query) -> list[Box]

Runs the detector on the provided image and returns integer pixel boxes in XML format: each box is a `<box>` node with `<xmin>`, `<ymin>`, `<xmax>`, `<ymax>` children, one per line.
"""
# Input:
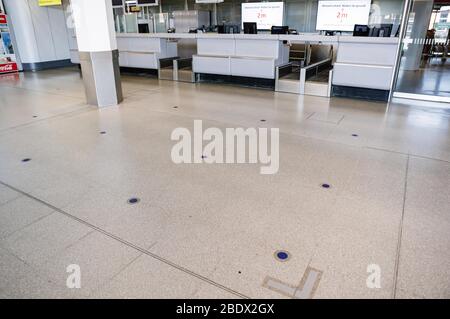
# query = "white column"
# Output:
<box><xmin>402</xmin><ymin>0</ymin><xmax>434</xmax><ymax>71</ymax></box>
<box><xmin>71</xmin><ymin>0</ymin><xmax>123</xmax><ymax>107</ymax></box>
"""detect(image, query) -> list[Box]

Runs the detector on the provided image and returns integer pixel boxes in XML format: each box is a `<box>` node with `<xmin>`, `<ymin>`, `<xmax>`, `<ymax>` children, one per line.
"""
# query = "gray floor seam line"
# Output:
<box><xmin>409</xmin><ymin>153</ymin><xmax>450</xmax><ymax>164</ymax></box>
<box><xmin>0</xmin><ymin>83</ymin><xmax>86</xmax><ymax>100</ymax></box>
<box><xmin>0</xmin><ymin>194</ymin><xmax>23</xmax><ymax>208</ymax></box>
<box><xmin>392</xmin><ymin>154</ymin><xmax>410</xmax><ymax>299</ymax></box>
<box><xmin>87</xmin><ymin>251</ymin><xmax>146</xmax><ymax>298</ymax></box>
<box><xmin>366</xmin><ymin>146</ymin><xmax>450</xmax><ymax>164</ymax></box>
<box><xmin>0</xmin><ymin>180</ymin><xmax>249</xmax><ymax>300</ymax></box>
<box><xmin>0</xmin><ymin>106</ymin><xmax>93</xmax><ymax>134</ymax></box>
<box><xmin>0</xmin><ymin>210</ymin><xmax>55</xmax><ymax>241</ymax></box>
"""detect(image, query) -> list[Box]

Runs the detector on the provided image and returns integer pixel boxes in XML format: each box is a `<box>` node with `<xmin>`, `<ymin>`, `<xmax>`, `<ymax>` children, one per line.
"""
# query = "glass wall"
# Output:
<box><xmin>394</xmin><ymin>0</ymin><xmax>450</xmax><ymax>102</ymax></box>
<box><xmin>115</xmin><ymin>0</ymin><xmax>405</xmax><ymax>34</ymax></box>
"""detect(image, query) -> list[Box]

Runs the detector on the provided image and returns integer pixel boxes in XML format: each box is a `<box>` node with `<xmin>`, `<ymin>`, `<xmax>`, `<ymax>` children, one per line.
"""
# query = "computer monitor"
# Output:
<box><xmin>112</xmin><ymin>0</ymin><xmax>124</xmax><ymax>6</ymax></box>
<box><xmin>353</xmin><ymin>24</ymin><xmax>370</xmax><ymax>37</ymax></box>
<box><xmin>217</xmin><ymin>25</ymin><xmax>225</xmax><ymax>34</ymax></box>
<box><xmin>138</xmin><ymin>24</ymin><xmax>150</xmax><ymax>34</ymax></box>
<box><xmin>243</xmin><ymin>22</ymin><xmax>257</xmax><ymax>35</ymax></box>
<box><xmin>224</xmin><ymin>25</ymin><xmax>240</xmax><ymax>34</ymax></box>
<box><xmin>271</xmin><ymin>26</ymin><xmax>289</xmax><ymax>35</ymax></box>
<box><xmin>371</xmin><ymin>24</ymin><xmax>393</xmax><ymax>37</ymax></box>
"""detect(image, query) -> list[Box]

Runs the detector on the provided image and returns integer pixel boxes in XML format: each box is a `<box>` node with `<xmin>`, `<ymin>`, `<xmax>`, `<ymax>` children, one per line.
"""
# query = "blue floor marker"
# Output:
<box><xmin>321</xmin><ymin>183</ymin><xmax>331</xmax><ymax>189</ymax></box>
<box><xmin>21</xmin><ymin>158</ymin><xmax>31</xmax><ymax>163</ymax></box>
<box><xmin>127</xmin><ymin>197</ymin><xmax>140</xmax><ymax>205</ymax></box>
<box><xmin>275</xmin><ymin>250</ymin><xmax>290</xmax><ymax>262</ymax></box>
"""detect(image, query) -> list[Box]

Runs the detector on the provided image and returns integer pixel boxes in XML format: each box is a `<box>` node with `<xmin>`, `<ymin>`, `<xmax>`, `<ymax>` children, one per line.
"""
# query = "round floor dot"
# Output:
<box><xmin>21</xmin><ymin>158</ymin><xmax>31</xmax><ymax>163</ymax></box>
<box><xmin>173</xmin><ymin>106</ymin><xmax>178</xmax><ymax>109</ymax></box>
<box><xmin>127</xmin><ymin>197</ymin><xmax>140</xmax><ymax>205</ymax></box>
<box><xmin>260</xmin><ymin>119</ymin><xmax>266</xmax><ymax>122</ymax></box>
<box><xmin>100</xmin><ymin>131</ymin><xmax>106</xmax><ymax>135</ymax></box>
<box><xmin>274</xmin><ymin>250</ymin><xmax>290</xmax><ymax>262</ymax></box>
<box><xmin>321</xmin><ymin>183</ymin><xmax>331</xmax><ymax>189</ymax></box>
<box><xmin>33</xmin><ymin>116</ymin><xmax>38</xmax><ymax>118</ymax></box>
<box><xmin>352</xmin><ymin>134</ymin><xmax>359</xmax><ymax>137</ymax></box>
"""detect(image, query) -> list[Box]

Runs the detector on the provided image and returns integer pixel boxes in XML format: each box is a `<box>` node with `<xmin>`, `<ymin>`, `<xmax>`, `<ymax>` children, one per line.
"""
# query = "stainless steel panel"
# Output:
<box><xmin>159</xmin><ymin>67</ymin><xmax>175</xmax><ymax>81</ymax></box>
<box><xmin>79</xmin><ymin>50</ymin><xmax>123</xmax><ymax>107</ymax></box>
<box><xmin>173</xmin><ymin>10</ymin><xmax>210</xmax><ymax>33</ymax></box>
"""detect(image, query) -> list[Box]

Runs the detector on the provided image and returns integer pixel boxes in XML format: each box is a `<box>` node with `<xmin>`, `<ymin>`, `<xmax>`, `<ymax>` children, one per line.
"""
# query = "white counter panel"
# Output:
<box><xmin>333</xmin><ymin>63</ymin><xmax>393</xmax><ymax>90</ymax></box>
<box><xmin>118</xmin><ymin>51</ymin><xmax>128</xmax><ymax>66</ymax></box>
<box><xmin>126</xmin><ymin>52</ymin><xmax>158</xmax><ymax>69</ymax></box>
<box><xmin>193</xmin><ymin>56</ymin><xmax>230</xmax><ymax>75</ymax></box>
<box><xmin>70</xmin><ymin>50</ymin><xmax>80</xmax><ymax>64</ymax></box>
<box><xmin>126</xmin><ymin>37</ymin><xmax>161</xmax><ymax>52</ymax></box>
<box><xmin>197</xmin><ymin>38</ymin><xmax>235</xmax><ymax>56</ymax></box>
<box><xmin>230</xmin><ymin>58</ymin><xmax>275</xmax><ymax>79</ymax></box>
<box><xmin>337</xmin><ymin>42</ymin><xmax>398</xmax><ymax>66</ymax></box>
<box><xmin>279</xmin><ymin>34</ymin><xmax>339</xmax><ymax>44</ymax></box>
<box><xmin>116</xmin><ymin>37</ymin><xmax>128</xmax><ymax>51</ymax></box>
<box><xmin>69</xmin><ymin>36</ymin><xmax>78</xmax><ymax>51</ymax></box>
<box><xmin>234</xmin><ymin>39</ymin><xmax>279</xmax><ymax>59</ymax></box>
<box><xmin>338</xmin><ymin>36</ymin><xmax>399</xmax><ymax>44</ymax></box>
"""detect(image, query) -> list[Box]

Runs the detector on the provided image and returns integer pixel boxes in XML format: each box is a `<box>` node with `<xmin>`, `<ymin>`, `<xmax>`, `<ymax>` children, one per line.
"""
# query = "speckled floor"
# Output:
<box><xmin>0</xmin><ymin>67</ymin><xmax>449</xmax><ymax>299</ymax></box>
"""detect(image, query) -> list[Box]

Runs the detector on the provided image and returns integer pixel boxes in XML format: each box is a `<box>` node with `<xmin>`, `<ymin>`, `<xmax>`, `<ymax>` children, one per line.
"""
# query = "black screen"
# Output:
<box><xmin>112</xmin><ymin>0</ymin><xmax>123</xmax><ymax>6</ymax></box>
<box><xmin>271</xmin><ymin>26</ymin><xmax>289</xmax><ymax>35</ymax></box>
<box><xmin>353</xmin><ymin>25</ymin><xmax>370</xmax><ymax>37</ymax></box>
<box><xmin>137</xmin><ymin>0</ymin><xmax>158</xmax><ymax>5</ymax></box>
<box><xmin>243</xmin><ymin>22</ymin><xmax>257</xmax><ymax>34</ymax></box>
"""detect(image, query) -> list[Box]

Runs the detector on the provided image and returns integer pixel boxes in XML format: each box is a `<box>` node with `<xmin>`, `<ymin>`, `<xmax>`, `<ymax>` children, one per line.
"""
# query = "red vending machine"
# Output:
<box><xmin>0</xmin><ymin>13</ymin><xmax>18</xmax><ymax>74</ymax></box>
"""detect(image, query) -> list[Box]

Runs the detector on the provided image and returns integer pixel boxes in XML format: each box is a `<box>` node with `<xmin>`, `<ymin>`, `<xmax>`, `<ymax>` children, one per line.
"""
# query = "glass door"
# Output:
<box><xmin>393</xmin><ymin>0</ymin><xmax>450</xmax><ymax>103</ymax></box>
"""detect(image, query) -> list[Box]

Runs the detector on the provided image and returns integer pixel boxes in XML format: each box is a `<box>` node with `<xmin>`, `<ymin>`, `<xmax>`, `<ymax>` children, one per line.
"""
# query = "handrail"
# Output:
<box><xmin>303</xmin><ymin>58</ymin><xmax>332</xmax><ymax>71</ymax></box>
<box><xmin>300</xmin><ymin>58</ymin><xmax>333</xmax><ymax>95</ymax></box>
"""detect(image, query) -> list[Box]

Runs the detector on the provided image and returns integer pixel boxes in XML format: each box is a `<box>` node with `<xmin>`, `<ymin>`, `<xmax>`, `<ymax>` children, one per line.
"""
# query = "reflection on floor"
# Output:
<box><xmin>396</xmin><ymin>58</ymin><xmax>450</xmax><ymax>97</ymax></box>
<box><xmin>0</xmin><ymin>67</ymin><xmax>449</xmax><ymax>299</ymax></box>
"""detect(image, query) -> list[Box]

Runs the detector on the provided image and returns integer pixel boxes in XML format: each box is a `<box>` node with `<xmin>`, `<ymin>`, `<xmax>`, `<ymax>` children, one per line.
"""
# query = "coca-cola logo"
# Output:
<box><xmin>0</xmin><ymin>63</ymin><xmax>18</xmax><ymax>73</ymax></box>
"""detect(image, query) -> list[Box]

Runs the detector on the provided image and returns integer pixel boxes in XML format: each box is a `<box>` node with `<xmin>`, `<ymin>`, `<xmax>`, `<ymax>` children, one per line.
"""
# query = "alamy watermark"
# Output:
<box><xmin>66</xmin><ymin>264</ymin><xmax>81</xmax><ymax>289</ymax></box>
<box><xmin>366</xmin><ymin>264</ymin><xmax>381</xmax><ymax>289</ymax></box>
<box><xmin>171</xmin><ymin>120</ymin><xmax>280</xmax><ymax>175</ymax></box>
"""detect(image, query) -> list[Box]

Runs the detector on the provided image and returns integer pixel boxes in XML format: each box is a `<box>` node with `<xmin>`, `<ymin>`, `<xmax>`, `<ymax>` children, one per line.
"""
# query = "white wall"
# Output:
<box><xmin>3</xmin><ymin>0</ymin><xmax>71</xmax><ymax>64</ymax></box>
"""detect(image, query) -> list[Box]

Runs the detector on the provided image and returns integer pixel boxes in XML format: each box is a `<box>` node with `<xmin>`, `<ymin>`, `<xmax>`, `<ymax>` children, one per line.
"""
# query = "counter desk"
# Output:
<box><xmin>193</xmin><ymin>33</ymin><xmax>289</xmax><ymax>79</ymax></box>
<box><xmin>69</xmin><ymin>33</ymin><xmax>400</xmax><ymax>101</ymax></box>
<box><xmin>332</xmin><ymin>36</ymin><xmax>399</xmax><ymax>100</ymax></box>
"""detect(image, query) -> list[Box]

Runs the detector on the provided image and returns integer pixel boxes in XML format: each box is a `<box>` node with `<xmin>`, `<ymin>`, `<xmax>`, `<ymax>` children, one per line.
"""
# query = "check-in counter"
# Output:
<box><xmin>70</xmin><ymin>33</ymin><xmax>178</xmax><ymax>69</ymax></box>
<box><xmin>69</xmin><ymin>32</ymin><xmax>400</xmax><ymax>101</ymax></box>
<box><xmin>193</xmin><ymin>34</ymin><xmax>290</xmax><ymax>80</ymax></box>
<box><xmin>332</xmin><ymin>36</ymin><xmax>399</xmax><ymax>100</ymax></box>
<box><xmin>116</xmin><ymin>34</ymin><xmax>177</xmax><ymax>69</ymax></box>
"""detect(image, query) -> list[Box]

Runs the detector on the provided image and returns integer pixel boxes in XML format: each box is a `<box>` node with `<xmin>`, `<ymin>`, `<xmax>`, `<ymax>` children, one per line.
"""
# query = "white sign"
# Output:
<box><xmin>242</xmin><ymin>2</ymin><xmax>284</xmax><ymax>30</ymax></box>
<box><xmin>316</xmin><ymin>0</ymin><xmax>372</xmax><ymax>31</ymax></box>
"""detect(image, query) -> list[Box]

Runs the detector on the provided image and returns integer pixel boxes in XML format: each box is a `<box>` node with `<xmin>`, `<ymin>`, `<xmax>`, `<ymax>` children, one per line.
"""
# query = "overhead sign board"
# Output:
<box><xmin>241</xmin><ymin>2</ymin><xmax>284</xmax><ymax>30</ymax></box>
<box><xmin>38</xmin><ymin>0</ymin><xmax>62</xmax><ymax>6</ymax></box>
<box><xmin>316</xmin><ymin>0</ymin><xmax>372</xmax><ymax>31</ymax></box>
